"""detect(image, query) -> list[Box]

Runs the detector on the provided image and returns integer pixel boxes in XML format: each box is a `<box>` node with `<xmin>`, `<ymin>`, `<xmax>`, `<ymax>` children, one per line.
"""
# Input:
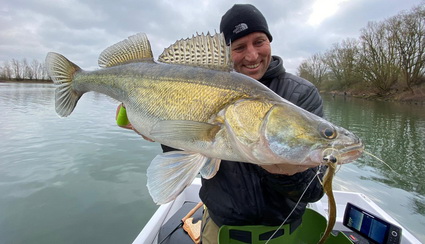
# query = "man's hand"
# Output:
<box><xmin>260</xmin><ymin>164</ymin><xmax>311</xmax><ymax>176</ymax></box>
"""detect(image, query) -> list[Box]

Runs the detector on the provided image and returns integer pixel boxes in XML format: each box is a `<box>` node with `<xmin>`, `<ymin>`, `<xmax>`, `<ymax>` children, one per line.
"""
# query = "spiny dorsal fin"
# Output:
<box><xmin>98</xmin><ymin>33</ymin><xmax>154</xmax><ymax>68</ymax></box>
<box><xmin>158</xmin><ymin>32</ymin><xmax>233</xmax><ymax>72</ymax></box>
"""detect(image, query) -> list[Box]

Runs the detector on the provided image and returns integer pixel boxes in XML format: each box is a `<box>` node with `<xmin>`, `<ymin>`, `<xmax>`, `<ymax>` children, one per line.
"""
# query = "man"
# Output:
<box><xmin>116</xmin><ymin>4</ymin><xmax>325</xmax><ymax>243</ymax></box>
<box><xmin>199</xmin><ymin>4</ymin><xmax>325</xmax><ymax>243</ymax></box>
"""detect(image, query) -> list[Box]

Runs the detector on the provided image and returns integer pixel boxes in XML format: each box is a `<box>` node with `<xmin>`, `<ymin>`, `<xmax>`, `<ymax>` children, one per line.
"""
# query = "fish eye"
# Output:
<box><xmin>319</xmin><ymin>123</ymin><xmax>337</xmax><ymax>139</ymax></box>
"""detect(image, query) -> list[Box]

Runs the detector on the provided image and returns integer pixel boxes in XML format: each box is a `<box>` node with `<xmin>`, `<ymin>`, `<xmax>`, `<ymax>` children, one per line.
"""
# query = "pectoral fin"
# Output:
<box><xmin>147</xmin><ymin>151</ymin><xmax>212</xmax><ymax>204</ymax></box>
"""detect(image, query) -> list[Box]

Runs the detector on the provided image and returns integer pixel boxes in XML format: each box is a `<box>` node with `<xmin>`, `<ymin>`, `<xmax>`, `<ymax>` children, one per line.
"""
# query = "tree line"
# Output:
<box><xmin>298</xmin><ymin>4</ymin><xmax>425</xmax><ymax>94</ymax></box>
<box><xmin>0</xmin><ymin>58</ymin><xmax>50</xmax><ymax>81</ymax></box>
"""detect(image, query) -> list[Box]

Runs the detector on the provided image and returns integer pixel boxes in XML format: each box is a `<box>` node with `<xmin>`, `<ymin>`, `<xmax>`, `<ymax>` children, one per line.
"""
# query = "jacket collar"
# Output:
<box><xmin>260</xmin><ymin>55</ymin><xmax>286</xmax><ymax>85</ymax></box>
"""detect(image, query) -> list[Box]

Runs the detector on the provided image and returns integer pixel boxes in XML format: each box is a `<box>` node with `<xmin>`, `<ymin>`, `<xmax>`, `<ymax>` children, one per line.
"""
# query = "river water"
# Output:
<box><xmin>0</xmin><ymin>82</ymin><xmax>424</xmax><ymax>243</ymax></box>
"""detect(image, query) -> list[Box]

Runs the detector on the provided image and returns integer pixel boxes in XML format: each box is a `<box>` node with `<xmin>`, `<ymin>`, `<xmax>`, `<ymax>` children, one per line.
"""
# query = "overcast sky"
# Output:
<box><xmin>1</xmin><ymin>0</ymin><xmax>423</xmax><ymax>73</ymax></box>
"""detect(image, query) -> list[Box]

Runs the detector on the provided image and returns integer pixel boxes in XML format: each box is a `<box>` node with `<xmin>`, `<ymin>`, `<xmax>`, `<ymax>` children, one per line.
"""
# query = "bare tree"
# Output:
<box><xmin>30</xmin><ymin>59</ymin><xmax>41</xmax><ymax>80</ymax></box>
<box><xmin>389</xmin><ymin>5</ymin><xmax>425</xmax><ymax>91</ymax></box>
<box><xmin>359</xmin><ymin>21</ymin><xmax>400</xmax><ymax>92</ymax></box>
<box><xmin>323</xmin><ymin>38</ymin><xmax>362</xmax><ymax>89</ymax></box>
<box><xmin>3</xmin><ymin>62</ymin><xmax>12</xmax><ymax>80</ymax></box>
<box><xmin>298</xmin><ymin>53</ymin><xmax>328</xmax><ymax>88</ymax></box>
<box><xmin>23</xmin><ymin>58</ymin><xmax>35</xmax><ymax>80</ymax></box>
<box><xmin>40</xmin><ymin>62</ymin><xmax>49</xmax><ymax>80</ymax></box>
<box><xmin>11</xmin><ymin>59</ymin><xmax>23</xmax><ymax>80</ymax></box>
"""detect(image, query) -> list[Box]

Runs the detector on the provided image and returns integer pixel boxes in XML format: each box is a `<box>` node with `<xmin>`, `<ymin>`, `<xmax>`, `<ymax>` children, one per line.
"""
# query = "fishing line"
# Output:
<box><xmin>264</xmin><ymin>167</ymin><xmax>323</xmax><ymax>244</ymax></box>
<box><xmin>363</xmin><ymin>150</ymin><xmax>400</xmax><ymax>177</ymax></box>
<box><xmin>157</xmin><ymin>200</ymin><xmax>178</xmax><ymax>244</ymax></box>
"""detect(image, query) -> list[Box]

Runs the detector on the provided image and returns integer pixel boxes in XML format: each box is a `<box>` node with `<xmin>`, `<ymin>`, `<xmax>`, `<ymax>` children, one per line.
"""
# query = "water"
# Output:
<box><xmin>322</xmin><ymin>95</ymin><xmax>425</xmax><ymax>243</ymax></box>
<box><xmin>0</xmin><ymin>83</ymin><xmax>160</xmax><ymax>243</ymax></box>
<box><xmin>0</xmin><ymin>83</ymin><xmax>424</xmax><ymax>243</ymax></box>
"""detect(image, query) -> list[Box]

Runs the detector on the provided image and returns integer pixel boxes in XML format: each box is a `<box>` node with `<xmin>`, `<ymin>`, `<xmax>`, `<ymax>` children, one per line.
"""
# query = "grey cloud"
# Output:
<box><xmin>0</xmin><ymin>0</ymin><xmax>422</xmax><ymax>73</ymax></box>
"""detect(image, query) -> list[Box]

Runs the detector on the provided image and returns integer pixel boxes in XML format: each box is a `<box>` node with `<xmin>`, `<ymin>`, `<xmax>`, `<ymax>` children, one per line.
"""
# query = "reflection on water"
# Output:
<box><xmin>323</xmin><ymin>95</ymin><xmax>425</xmax><ymax>193</ymax></box>
<box><xmin>0</xmin><ymin>83</ymin><xmax>424</xmax><ymax>243</ymax></box>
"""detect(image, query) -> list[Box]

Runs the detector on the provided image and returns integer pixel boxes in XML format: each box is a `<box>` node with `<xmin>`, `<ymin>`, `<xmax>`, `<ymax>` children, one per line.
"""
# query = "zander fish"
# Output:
<box><xmin>45</xmin><ymin>33</ymin><xmax>363</xmax><ymax>205</ymax></box>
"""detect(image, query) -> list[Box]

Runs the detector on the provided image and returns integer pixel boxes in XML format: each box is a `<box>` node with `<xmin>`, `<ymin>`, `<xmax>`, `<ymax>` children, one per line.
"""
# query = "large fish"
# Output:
<box><xmin>45</xmin><ymin>33</ymin><xmax>363</xmax><ymax>205</ymax></box>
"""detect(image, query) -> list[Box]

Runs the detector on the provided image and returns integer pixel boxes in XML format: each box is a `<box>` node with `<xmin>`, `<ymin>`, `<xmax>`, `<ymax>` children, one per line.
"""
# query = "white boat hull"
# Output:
<box><xmin>134</xmin><ymin>178</ymin><xmax>421</xmax><ymax>244</ymax></box>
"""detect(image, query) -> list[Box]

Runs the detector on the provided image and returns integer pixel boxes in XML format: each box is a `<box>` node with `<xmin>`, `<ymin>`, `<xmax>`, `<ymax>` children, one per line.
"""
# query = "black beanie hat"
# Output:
<box><xmin>220</xmin><ymin>4</ymin><xmax>273</xmax><ymax>45</ymax></box>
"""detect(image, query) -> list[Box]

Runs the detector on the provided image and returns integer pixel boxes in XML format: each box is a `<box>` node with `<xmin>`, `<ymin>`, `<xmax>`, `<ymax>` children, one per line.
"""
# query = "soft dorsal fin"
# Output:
<box><xmin>158</xmin><ymin>32</ymin><xmax>233</xmax><ymax>72</ymax></box>
<box><xmin>98</xmin><ymin>33</ymin><xmax>154</xmax><ymax>68</ymax></box>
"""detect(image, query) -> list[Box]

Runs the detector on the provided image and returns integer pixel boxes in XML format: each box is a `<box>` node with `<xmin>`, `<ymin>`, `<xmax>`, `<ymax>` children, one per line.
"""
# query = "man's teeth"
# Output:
<box><xmin>246</xmin><ymin>63</ymin><xmax>260</xmax><ymax>69</ymax></box>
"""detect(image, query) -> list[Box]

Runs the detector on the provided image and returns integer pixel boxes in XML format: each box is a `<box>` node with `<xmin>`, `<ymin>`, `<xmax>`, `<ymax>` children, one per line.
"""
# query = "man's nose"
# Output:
<box><xmin>245</xmin><ymin>45</ymin><xmax>259</xmax><ymax>61</ymax></box>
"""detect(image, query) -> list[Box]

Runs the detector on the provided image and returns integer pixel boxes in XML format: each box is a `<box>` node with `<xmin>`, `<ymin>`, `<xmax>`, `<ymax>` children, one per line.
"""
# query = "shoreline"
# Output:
<box><xmin>323</xmin><ymin>87</ymin><xmax>425</xmax><ymax>105</ymax></box>
<box><xmin>322</xmin><ymin>82</ymin><xmax>425</xmax><ymax>105</ymax></box>
<box><xmin>2</xmin><ymin>79</ymin><xmax>424</xmax><ymax>105</ymax></box>
<box><xmin>0</xmin><ymin>79</ymin><xmax>53</xmax><ymax>84</ymax></box>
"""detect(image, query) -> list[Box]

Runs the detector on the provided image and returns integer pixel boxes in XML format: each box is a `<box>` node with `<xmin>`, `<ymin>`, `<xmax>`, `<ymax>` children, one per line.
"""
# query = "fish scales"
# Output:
<box><xmin>73</xmin><ymin>62</ymin><xmax>264</xmax><ymax>122</ymax></box>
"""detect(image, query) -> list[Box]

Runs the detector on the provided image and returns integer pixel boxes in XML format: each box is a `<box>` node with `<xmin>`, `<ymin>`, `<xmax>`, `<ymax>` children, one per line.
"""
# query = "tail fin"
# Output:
<box><xmin>45</xmin><ymin>52</ymin><xmax>83</xmax><ymax>117</ymax></box>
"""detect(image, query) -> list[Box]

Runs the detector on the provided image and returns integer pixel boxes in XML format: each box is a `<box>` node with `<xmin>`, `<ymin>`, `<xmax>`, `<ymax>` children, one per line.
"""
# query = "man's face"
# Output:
<box><xmin>230</xmin><ymin>32</ymin><xmax>272</xmax><ymax>81</ymax></box>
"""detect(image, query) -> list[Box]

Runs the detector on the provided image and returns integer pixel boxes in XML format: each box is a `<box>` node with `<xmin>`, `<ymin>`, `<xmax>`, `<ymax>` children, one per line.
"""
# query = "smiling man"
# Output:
<box><xmin>230</xmin><ymin>32</ymin><xmax>272</xmax><ymax>81</ymax></box>
<box><xmin>199</xmin><ymin>4</ymin><xmax>326</xmax><ymax>244</ymax></box>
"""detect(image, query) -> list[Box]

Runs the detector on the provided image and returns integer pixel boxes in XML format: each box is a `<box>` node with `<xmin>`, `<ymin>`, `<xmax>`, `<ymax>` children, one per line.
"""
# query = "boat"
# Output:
<box><xmin>133</xmin><ymin>178</ymin><xmax>421</xmax><ymax>244</ymax></box>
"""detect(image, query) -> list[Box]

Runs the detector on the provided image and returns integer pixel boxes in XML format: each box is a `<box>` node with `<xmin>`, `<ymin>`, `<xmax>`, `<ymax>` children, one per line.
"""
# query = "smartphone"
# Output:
<box><xmin>343</xmin><ymin>202</ymin><xmax>401</xmax><ymax>244</ymax></box>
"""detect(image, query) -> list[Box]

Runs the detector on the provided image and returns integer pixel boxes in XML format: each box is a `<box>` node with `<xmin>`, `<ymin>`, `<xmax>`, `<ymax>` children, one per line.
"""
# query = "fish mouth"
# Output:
<box><xmin>322</xmin><ymin>142</ymin><xmax>364</xmax><ymax>164</ymax></box>
<box><xmin>339</xmin><ymin>143</ymin><xmax>364</xmax><ymax>154</ymax></box>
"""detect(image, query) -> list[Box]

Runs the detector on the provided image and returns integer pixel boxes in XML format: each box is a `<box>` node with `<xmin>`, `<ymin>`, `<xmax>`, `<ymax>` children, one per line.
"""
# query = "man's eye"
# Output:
<box><xmin>254</xmin><ymin>40</ymin><xmax>265</xmax><ymax>46</ymax></box>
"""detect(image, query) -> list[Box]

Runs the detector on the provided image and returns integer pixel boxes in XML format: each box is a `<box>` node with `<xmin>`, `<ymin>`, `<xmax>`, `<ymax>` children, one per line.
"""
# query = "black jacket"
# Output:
<box><xmin>199</xmin><ymin>56</ymin><xmax>325</xmax><ymax>227</ymax></box>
